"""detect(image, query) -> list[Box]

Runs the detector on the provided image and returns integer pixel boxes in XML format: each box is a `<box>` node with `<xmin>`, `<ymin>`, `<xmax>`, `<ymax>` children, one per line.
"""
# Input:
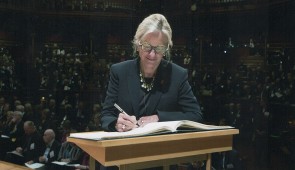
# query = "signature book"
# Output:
<box><xmin>69</xmin><ymin>120</ymin><xmax>233</xmax><ymax>140</ymax></box>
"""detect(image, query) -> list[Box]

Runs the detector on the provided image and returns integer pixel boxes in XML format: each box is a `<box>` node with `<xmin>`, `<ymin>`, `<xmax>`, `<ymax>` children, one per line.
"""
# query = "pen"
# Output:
<box><xmin>114</xmin><ymin>103</ymin><xmax>140</xmax><ymax>126</ymax></box>
<box><xmin>114</xmin><ymin>103</ymin><xmax>128</xmax><ymax>115</ymax></box>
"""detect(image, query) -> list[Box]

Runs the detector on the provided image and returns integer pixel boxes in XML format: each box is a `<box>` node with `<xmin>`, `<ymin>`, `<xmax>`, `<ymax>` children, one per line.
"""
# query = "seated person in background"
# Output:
<box><xmin>57</xmin><ymin>120</ymin><xmax>83</xmax><ymax>163</ymax></box>
<box><xmin>5</xmin><ymin>121</ymin><xmax>45</xmax><ymax>165</ymax></box>
<box><xmin>0</xmin><ymin>110</ymin><xmax>13</xmax><ymax>131</ymax></box>
<box><xmin>52</xmin><ymin>142</ymin><xmax>83</xmax><ymax>170</ymax></box>
<box><xmin>0</xmin><ymin>101</ymin><xmax>11</xmax><ymax>130</ymax></box>
<box><xmin>87</xmin><ymin>113</ymin><xmax>102</xmax><ymax>131</ymax></box>
<box><xmin>2</xmin><ymin>110</ymin><xmax>24</xmax><ymax>141</ymax></box>
<box><xmin>74</xmin><ymin>126</ymin><xmax>102</xmax><ymax>170</ymax></box>
<box><xmin>59</xmin><ymin>120</ymin><xmax>77</xmax><ymax>143</ymax></box>
<box><xmin>57</xmin><ymin>141</ymin><xmax>83</xmax><ymax>164</ymax></box>
<box><xmin>53</xmin><ymin>130</ymin><xmax>83</xmax><ymax>170</ymax></box>
<box><xmin>212</xmin><ymin>150</ymin><xmax>243</xmax><ymax>170</ymax></box>
<box><xmin>0</xmin><ymin>110</ymin><xmax>23</xmax><ymax>159</ymax></box>
<box><xmin>212</xmin><ymin>119</ymin><xmax>243</xmax><ymax>170</ymax></box>
<box><xmin>74</xmin><ymin>151</ymin><xmax>90</xmax><ymax>170</ymax></box>
<box><xmin>26</xmin><ymin>129</ymin><xmax>61</xmax><ymax>170</ymax></box>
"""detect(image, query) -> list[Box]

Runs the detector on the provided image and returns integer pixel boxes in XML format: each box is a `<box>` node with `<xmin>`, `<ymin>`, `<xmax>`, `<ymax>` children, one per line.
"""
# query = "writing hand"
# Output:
<box><xmin>116</xmin><ymin>113</ymin><xmax>138</xmax><ymax>132</ymax></box>
<box><xmin>138</xmin><ymin>115</ymin><xmax>159</xmax><ymax>127</ymax></box>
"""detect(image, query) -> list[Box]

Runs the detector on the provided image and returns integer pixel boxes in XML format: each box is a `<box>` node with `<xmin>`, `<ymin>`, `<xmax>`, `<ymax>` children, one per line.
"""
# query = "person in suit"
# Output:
<box><xmin>54</xmin><ymin>141</ymin><xmax>83</xmax><ymax>170</ymax></box>
<box><xmin>26</xmin><ymin>129</ymin><xmax>61</xmax><ymax>170</ymax></box>
<box><xmin>101</xmin><ymin>13</ymin><xmax>203</xmax><ymax>132</ymax></box>
<box><xmin>0</xmin><ymin>111</ymin><xmax>24</xmax><ymax>159</ymax></box>
<box><xmin>2</xmin><ymin>110</ymin><xmax>24</xmax><ymax>140</ymax></box>
<box><xmin>5</xmin><ymin>120</ymin><xmax>45</xmax><ymax>165</ymax></box>
<box><xmin>100</xmin><ymin>13</ymin><xmax>203</xmax><ymax>170</ymax></box>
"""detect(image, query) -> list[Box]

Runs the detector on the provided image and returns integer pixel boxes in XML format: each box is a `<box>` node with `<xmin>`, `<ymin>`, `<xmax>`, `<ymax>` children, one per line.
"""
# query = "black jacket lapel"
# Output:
<box><xmin>128</xmin><ymin>59</ymin><xmax>141</xmax><ymax>115</ymax></box>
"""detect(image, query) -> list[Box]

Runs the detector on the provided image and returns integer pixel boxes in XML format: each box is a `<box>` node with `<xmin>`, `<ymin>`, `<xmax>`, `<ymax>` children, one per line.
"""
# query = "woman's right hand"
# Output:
<box><xmin>115</xmin><ymin>113</ymin><xmax>138</xmax><ymax>132</ymax></box>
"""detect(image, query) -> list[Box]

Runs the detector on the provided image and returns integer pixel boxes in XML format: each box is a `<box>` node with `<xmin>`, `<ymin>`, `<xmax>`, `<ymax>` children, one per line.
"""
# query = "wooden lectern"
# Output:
<box><xmin>68</xmin><ymin>129</ymin><xmax>239</xmax><ymax>170</ymax></box>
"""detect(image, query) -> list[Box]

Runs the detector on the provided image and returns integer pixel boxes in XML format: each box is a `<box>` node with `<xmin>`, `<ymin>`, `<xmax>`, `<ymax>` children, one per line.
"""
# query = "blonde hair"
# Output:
<box><xmin>132</xmin><ymin>13</ymin><xmax>173</xmax><ymax>59</ymax></box>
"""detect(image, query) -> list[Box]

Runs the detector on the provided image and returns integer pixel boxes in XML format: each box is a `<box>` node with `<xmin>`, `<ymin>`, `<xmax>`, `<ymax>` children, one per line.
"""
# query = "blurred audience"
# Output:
<box><xmin>0</xmin><ymin>40</ymin><xmax>294</xmax><ymax>170</ymax></box>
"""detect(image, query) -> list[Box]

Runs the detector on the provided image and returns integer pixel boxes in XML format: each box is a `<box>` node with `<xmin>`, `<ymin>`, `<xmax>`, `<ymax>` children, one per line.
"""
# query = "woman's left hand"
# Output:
<box><xmin>137</xmin><ymin>115</ymin><xmax>159</xmax><ymax>127</ymax></box>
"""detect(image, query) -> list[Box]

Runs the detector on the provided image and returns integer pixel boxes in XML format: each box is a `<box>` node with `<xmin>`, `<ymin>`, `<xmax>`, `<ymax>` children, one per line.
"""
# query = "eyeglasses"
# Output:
<box><xmin>139</xmin><ymin>42</ymin><xmax>168</xmax><ymax>55</ymax></box>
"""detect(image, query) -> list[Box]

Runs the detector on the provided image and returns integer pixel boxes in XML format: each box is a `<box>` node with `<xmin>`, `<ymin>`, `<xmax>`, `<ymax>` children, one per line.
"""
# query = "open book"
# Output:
<box><xmin>69</xmin><ymin>120</ymin><xmax>233</xmax><ymax>140</ymax></box>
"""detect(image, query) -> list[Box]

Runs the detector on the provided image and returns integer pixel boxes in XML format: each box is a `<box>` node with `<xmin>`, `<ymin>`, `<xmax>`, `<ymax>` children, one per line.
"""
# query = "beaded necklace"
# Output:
<box><xmin>139</xmin><ymin>71</ymin><xmax>155</xmax><ymax>92</ymax></box>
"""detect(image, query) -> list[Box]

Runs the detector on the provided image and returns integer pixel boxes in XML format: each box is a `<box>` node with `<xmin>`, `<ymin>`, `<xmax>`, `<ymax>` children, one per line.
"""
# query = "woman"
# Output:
<box><xmin>101</xmin><ymin>13</ymin><xmax>203</xmax><ymax>132</ymax></box>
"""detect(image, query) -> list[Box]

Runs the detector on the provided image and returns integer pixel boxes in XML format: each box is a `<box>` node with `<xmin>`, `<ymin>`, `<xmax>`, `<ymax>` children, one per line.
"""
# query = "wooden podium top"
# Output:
<box><xmin>68</xmin><ymin>129</ymin><xmax>239</xmax><ymax>167</ymax></box>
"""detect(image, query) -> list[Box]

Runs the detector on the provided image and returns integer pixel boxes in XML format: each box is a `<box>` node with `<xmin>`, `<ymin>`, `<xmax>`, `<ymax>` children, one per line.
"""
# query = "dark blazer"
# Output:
<box><xmin>34</xmin><ymin>139</ymin><xmax>61</xmax><ymax>164</ymax></box>
<box><xmin>101</xmin><ymin>58</ymin><xmax>203</xmax><ymax>131</ymax></box>
<box><xmin>6</xmin><ymin>130</ymin><xmax>45</xmax><ymax>165</ymax></box>
<box><xmin>20</xmin><ymin>131</ymin><xmax>45</xmax><ymax>162</ymax></box>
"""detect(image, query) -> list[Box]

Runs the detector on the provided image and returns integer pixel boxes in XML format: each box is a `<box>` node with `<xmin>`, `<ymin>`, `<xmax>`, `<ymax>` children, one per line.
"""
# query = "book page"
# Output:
<box><xmin>69</xmin><ymin>131</ymin><xmax>110</xmax><ymax>140</ymax></box>
<box><xmin>178</xmin><ymin>120</ymin><xmax>233</xmax><ymax>130</ymax></box>
<box><xmin>25</xmin><ymin>163</ymin><xmax>45</xmax><ymax>169</ymax></box>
